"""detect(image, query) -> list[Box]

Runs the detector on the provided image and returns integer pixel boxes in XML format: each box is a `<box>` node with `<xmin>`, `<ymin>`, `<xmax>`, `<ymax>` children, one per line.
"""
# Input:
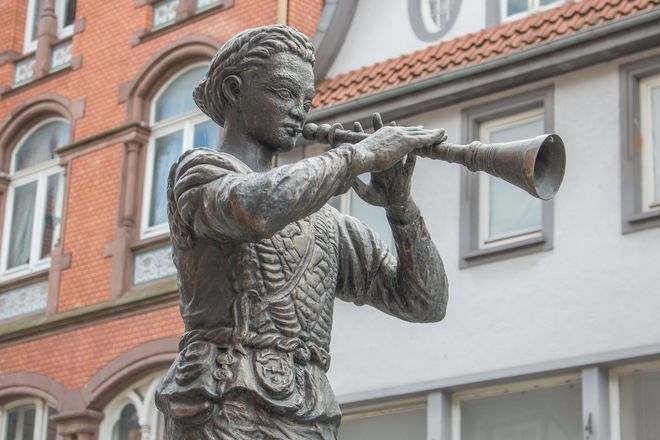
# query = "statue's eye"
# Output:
<box><xmin>273</xmin><ymin>88</ymin><xmax>293</xmax><ymax>100</ymax></box>
<box><xmin>303</xmin><ymin>100</ymin><xmax>312</xmax><ymax>112</ymax></box>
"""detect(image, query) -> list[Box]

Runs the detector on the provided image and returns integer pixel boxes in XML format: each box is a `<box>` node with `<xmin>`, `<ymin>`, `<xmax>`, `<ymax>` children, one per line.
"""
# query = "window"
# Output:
<box><xmin>409</xmin><ymin>0</ymin><xmax>461</xmax><ymax>42</ymax></box>
<box><xmin>1</xmin><ymin>119</ymin><xmax>68</xmax><ymax>279</ymax></box>
<box><xmin>501</xmin><ymin>0</ymin><xmax>562</xmax><ymax>21</ymax></box>
<box><xmin>478</xmin><ymin>110</ymin><xmax>544</xmax><ymax>248</ymax></box>
<box><xmin>610</xmin><ymin>360</ymin><xmax>660</xmax><ymax>440</ymax></box>
<box><xmin>620</xmin><ymin>57</ymin><xmax>660</xmax><ymax>233</ymax></box>
<box><xmin>0</xmin><ymin>399</ymin><xmax>57</xmax><ymax>440</ymax></box>
<box><xmin>99</xmin><ymin>372</ymin><xmax>167</xmax><ymax>440</ymax></box>
<box><xmin>23</xmin><ymin>0</ymin><xmax>76</xmax><ymax>53</ymax></box>
<box><xmin>460</xmin><ymin>88</ymin><xmax>554</xmax><ymax>267</ymax></box>
<box><xmin>640</xmin><ymin>75</ymin><xmax>660</xmax><ymax>214</ymax></box>
<box><xmin>453</xmin><ymin>375</ymin><xmax>582</xmax><ymax>440</ymax></box>
<box><xmin>338</xmin><ymin>398</ymin><xmax>426</xmax><ymax>440</ymax></box>
<box><xmin>142</xmin><ymin>64</ymin><xmax>222</xmax><ymax>238</ymax></box>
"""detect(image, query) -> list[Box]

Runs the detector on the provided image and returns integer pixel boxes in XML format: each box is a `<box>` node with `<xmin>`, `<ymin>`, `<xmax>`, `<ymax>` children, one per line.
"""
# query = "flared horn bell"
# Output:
<box><xmin>426</xmin><ymin>134</ymin><xmax>566</xmax><ymax>200</ymax></box>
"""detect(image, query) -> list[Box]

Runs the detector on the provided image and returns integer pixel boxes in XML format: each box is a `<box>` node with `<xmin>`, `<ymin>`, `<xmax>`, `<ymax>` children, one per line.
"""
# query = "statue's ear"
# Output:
<box><xmin>222</xmin><ymin>75</ymin><xmax>242</xmax><ymax>110</ymax></box>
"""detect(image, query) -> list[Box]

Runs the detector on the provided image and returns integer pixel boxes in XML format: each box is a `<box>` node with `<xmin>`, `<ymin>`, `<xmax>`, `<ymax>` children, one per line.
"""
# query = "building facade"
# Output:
<box><xmin>0</xmin><ymin>0</ymin><xmax>659</xmax><ymax>439</ymax></box>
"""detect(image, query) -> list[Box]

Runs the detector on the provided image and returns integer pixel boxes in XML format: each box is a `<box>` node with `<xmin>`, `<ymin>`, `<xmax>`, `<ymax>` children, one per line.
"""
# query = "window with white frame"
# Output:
<box><xmin>478</xmin><ymin>109</ymin><xmax>544</xmax><ymax>248</ymax></box>
<box><xmin>0</xmin><ymin>399</ymin><xmax>57</xmax><ymax>440</ymax></box>
<box><xmin>99</xmin><ymin>372</ymin><xmax>167</xmax><ymax>440</ymax></box>
<box><xmin>142</xmin><ymin>64</ymin><xmax>222</xmax><ymax>239</ymax></box>
<box><xmin>501</xmin><ymin>0</ymin><xmax>563</xmax><ymax>21</ymax></box>
<box><xmin>338</xmin><ymin>397</ymin><xmax>427</xmax><ymax>440</ymax></box>
<box><xmin>620</xmin><ymin>57</ymin><xmax>660</xmax><ymax>233</ymax></box>
<box><xmin>640</xmin><ymin>74</ymin><xmax>660</xmax><ymax>214</ymax></box>
<box><xmin>23</xmin><ymin>0</ymin><xmax>76</xmax><ymax>53</ymax></box>
<box><xmin>610</xmin><ymin>360</ymin><xmax>660</xmax><ymax>440</ymax></box>
<box><xmin>460</xmin><ymin>88</ymin><xmax>553</xmax><ymax>267</ymax></box>
<box><xmin>453</xmin><ymin>374</ymin><xmax>582</xmax><ymax>440</ymax></box>
<box><xmin>1</xmin><ymin>119</ymin><xmax>68</xmax><ymax>280</ymax></box>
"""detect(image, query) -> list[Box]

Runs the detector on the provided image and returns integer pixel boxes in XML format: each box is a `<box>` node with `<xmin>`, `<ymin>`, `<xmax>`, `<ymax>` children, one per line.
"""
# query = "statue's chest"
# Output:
<box><xmin>246</xmin><ymin>210</ymin><xmax>338</xmax><ymax>338</ymax></box>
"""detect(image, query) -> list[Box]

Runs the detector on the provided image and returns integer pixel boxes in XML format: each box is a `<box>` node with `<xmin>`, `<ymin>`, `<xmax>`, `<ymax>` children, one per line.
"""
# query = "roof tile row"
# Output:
<box><xmin>313</xmin><ymin>0</ymin><xmax>660</xmax><ymax>109</ymax></box>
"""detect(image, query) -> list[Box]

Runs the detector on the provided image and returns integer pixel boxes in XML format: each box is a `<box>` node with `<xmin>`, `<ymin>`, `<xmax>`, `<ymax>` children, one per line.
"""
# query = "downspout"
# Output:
<box><xmin>277</xmin><ymin>0</ymin><xmax>288</xmax><ymax>25</ymax></box>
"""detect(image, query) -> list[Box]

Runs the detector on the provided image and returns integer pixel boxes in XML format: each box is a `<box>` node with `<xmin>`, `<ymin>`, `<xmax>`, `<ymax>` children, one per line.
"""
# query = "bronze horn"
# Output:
<box><xmin>302</xmin><ymin>122</ymin><xmax>566</xmax><ymax>200</ymax></box>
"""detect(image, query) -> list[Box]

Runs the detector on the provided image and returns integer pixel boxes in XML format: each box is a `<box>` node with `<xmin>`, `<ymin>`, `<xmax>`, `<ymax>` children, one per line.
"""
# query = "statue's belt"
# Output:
<box><xmin>180</xmin><ymin>327</ymin><xmax>331</xmax><ymax>372</ymax></box>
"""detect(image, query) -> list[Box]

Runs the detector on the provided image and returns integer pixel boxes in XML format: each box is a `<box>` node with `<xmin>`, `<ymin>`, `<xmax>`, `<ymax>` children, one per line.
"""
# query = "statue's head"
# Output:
<box><xmin>194</xmin><ymin>25</ymin><xmax>316</xmax><ymax>152</ymax></box>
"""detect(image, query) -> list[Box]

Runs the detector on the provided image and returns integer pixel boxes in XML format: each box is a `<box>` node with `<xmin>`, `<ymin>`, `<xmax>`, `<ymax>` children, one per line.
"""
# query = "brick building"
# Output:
<box><xmin>1</xmin><ymin>0</ymin><xmax>660</xmax><ymax>439</ymax></box>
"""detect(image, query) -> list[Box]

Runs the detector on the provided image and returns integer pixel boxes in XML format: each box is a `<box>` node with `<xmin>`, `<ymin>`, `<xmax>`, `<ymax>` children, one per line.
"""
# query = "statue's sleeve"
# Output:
<box><xmin>171</xmin><ymin>146</ymin><xmax>359</xmax><ymax>243</ymax></box>
<box><xmin>333</xmin><ymin>207</ymin><xmax>448</xmax><ymax>323</ymax></box>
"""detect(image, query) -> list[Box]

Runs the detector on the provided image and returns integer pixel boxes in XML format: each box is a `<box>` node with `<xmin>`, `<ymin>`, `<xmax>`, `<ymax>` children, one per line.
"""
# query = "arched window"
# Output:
<box><xmin>100</xmin><ymin>372</ymin><xmax>167</xmax><ymax>440</ymax></box>
<box><xmin>1</xmin><ymin>119</ymin><xmax>68</xmax><ymax>279</ymax></box>
<box><xmin>0</xmin><ymin>398</ymin><xmax>57</xmax><ymax>440</ymax></box>
<box><xmin>141</xmin><ymin>64</ymin><xmax>222</xmax><ymax>238</ymax></box>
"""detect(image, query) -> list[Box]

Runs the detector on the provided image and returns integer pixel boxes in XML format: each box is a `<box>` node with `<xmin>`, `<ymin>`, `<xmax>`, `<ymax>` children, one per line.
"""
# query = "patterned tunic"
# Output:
<box><xmin>156</xmin><ymin>146</ymin><xmax>447</xmax><ymax>439</ymax></box>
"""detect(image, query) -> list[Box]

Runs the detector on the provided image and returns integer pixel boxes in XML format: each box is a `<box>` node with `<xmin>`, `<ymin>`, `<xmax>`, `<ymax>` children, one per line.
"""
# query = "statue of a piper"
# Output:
<box><xmin>156</xmin><ymin>24</ymin><xmax>565</xmax><ymax>440</ymax></box>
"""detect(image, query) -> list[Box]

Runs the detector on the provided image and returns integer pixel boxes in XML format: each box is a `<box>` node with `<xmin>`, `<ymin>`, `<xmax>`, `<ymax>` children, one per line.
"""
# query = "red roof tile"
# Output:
<box><xmin>313</xmin><ymin>0</ymin><xmax>660</xmax><ymax>109</ymax></box>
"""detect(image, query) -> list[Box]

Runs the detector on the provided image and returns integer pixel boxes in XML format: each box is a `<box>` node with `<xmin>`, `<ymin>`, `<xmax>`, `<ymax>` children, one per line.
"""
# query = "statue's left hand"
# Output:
<box><xmin>352</xmin><ymin>113</ymin><xmax>416</xmax><ymax>210</ymax></box>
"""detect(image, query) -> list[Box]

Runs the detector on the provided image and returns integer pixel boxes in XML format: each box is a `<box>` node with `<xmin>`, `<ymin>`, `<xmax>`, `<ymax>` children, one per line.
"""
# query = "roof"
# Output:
<box><xmin>313</xmin><ymin>0</ymin><xmax>660</xmax><ymax>109</ymax></box>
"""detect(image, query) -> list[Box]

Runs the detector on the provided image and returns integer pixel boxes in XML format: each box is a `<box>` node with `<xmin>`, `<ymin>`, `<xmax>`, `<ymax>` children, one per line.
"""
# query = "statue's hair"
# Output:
<box><xmin>193</xmin><ymin>25</ymin><xmax>315</xmax><ymax>126</ymax></box>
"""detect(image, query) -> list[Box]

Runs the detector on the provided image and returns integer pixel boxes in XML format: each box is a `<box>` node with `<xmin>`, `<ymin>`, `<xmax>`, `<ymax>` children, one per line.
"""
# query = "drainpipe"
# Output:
<box><xmin>277</xmin><ymin>0</ymin><xmax>288</xmax><ymax>25</ymax></box>
<box><xmin>34</xmin><ymin>0</ymin><xmax>57</xmax><ymax>79</ymax></box>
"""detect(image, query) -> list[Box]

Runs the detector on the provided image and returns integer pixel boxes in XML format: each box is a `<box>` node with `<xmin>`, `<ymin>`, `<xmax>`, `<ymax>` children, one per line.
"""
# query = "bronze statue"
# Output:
<box><xmin>155</xmin><ymin>24</ymin><xmax>565</xmax><ymax>439</ymax></box>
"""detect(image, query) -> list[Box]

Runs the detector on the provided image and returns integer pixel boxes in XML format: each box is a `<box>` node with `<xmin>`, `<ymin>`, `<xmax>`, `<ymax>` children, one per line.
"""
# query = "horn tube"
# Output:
<box><xmin>302</xmin><ymin>123</ymin><xmax>566</xmax><ymax>200</ymax></box>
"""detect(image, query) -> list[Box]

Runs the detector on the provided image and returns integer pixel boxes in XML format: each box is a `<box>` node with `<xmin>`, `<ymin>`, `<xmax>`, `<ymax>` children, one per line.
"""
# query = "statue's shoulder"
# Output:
<box><xmin>173</xmin><ymin>147</ymin><xmax>252</xmax><ymax>178</ymax></box>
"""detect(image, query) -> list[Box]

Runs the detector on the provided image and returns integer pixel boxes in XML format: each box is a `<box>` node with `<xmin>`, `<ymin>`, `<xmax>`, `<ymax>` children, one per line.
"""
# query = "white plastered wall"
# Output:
<box><xmin>327</xmin><ymin>51</ymin><xmax>660</xmax><ymax>399</ymax></box>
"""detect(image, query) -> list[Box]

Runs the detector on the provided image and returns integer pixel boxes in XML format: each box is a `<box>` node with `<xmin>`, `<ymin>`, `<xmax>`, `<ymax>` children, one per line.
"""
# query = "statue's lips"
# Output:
<box><xmin>282</xmin><ymin>124</ymin><xmax>303</xmax><ymax>135</ymax></box>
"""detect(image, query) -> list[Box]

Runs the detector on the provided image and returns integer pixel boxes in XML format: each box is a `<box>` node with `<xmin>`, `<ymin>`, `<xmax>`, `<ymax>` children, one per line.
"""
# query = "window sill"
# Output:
<box><xmin>622</xmin><ymin>209</ymin><xmax>660</xmax><ymax>234</ymax></box>
<box><xmin>460</xmin><ymin>234</ymin><xmax>551</xmax><ymax>268</ymax></box>
<box><xmin>131</xmin><ymin>0</ymin><xmax>234</xmax><ymax>47</ymax></box>
<box><xmin>131</xmin><ymin>232</ymin><xmax>171</xmax><ymax>252</ymax></box>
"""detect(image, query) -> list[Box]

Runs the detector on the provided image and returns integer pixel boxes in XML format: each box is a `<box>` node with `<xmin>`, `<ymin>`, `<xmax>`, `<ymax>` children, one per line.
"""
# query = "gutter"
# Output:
<box><xmin>308</xmin><ymin>7</ymin><xmax>660</xmax><ymax>122</ymax></box>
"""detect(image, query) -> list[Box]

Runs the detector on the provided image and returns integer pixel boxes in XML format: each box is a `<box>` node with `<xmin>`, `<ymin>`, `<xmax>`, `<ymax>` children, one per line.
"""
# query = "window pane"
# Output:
<box><xmin>338</xmin><ymin>408</ymin><xmax>426</xmax><ymax>440</ymax></box>
<box><xmin>15</xmin><ymin>120</ymin><xmax>69</xmax><ymax>171</ymax></box>
<box><xmin>620</xmin><ymin>370</ymin><xmax>660</xmax><ymax>440</ymax></box>
<box><xmin>112</xmin><ymin>404</ymin><xmax>142</xmax><ymax>440</ymax></box>
<box><xmin>507</xmin><ymin>0</ymin><xmax>528</xmax><ymax>15</ymax></box>
<box><xmin>651</xmin><ymin>85</ymin><xmax>660</xmax><ymax>203</ymax></box>
<box><xmin>487</xmin><ymin>116</ymin><xmax>544</xmax><ymax>240</ymax></box>
<box><xmin>350</xmin><ymin>182</ymin><xmax>393</xmax><ymax>252</ymax></box>
<box><xmin>40</xmin><ymin>172</ymin><xmax>64</xmax><ymax>259</ymax></box>
<box><xmin>193</xmin><ymin>120</ymin><xmax>221</xmax><ymax>149</ymax></box>
<box><xmin>152</xmin><ymin>0</ymin><xmax>179</xmax><ymax>29</ymax></box>
<box><xmin>461</xmin><ymin>383</ymin><xmax>582</xmax><ymax>440</ymax></box>
<box><xmin>539</xmin><ymin>0</ymin><xmax>558</xmax><ymax>5</ymax></box>
<box><xmin>149</xmin><ymin>131</ymin><xmax>182</xmax><ymax>227</ymax></box>
<box><xmin>196</xmin><ymin>0</ymin><xmax>220</xmax><ymax>11</ymax></box>
<box><xmin>21</xmin><ymin>407</ymin><xmax>35</xmax><ymax>440</ymax></box>
<box><xmin>46</xmin><ymin>407</ymin><xmax>58</xmax><ymax>440</ymax></box>
<box><xmin>5</xmin><ymin>408</ymin><xmax>18</xmax><ymax>440</ymax></box>
<box><xmin>29</xmin><ymin>0</ymin><xmax>47</xmax><ymax>43</ymax></box>
<box><xmin>154</xmin><ymin>66</ymin><xmax>206</xmax><ymax>122</ymax></box>
<box><xmin>64</xmin><ymin>0</ymin><xmax>76</xmax><ymax>27</ymax></box>
<box><xmin>8</xmin><ymin>181</ymin><xmax>38</xmax><ymax>269</ymax></box>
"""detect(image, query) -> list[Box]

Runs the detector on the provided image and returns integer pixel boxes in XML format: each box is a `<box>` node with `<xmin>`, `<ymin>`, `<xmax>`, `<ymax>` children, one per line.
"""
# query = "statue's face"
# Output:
<box><xmin>241</xmin><ymin>52</ymin><xmax>315</xmax><ymax>153</ymax></box>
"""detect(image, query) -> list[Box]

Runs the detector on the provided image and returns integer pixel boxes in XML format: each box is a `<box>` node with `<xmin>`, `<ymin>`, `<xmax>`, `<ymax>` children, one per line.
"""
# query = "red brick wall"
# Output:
<box><xmin>0</xmin><ymin>306</ymin><xmax>183</xmax><ymax>389</ymax></box>
<box><xmin>288</xmin><ymin>0</ymin><xmax>324</xmax><ymax>39</ymax></box>
<box><xmin>0</xmin><ymin>0</ymin><xmax>323</xmax><ymax>397</ymax></box>
<box><xmin>58</xmin><ymin>143</ymin><xmax>122</xmax><ymax>312</ymax></box>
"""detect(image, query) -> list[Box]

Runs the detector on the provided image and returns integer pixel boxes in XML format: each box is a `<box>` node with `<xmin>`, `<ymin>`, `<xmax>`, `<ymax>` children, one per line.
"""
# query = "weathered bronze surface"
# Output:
<box><xmin>155</xmin><ymin>24</ymin><xmax>563</xmax><ymax>439</ymax></box>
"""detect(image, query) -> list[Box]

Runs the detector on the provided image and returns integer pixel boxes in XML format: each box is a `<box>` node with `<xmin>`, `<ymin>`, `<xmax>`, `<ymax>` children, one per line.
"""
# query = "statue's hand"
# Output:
<box><xmin>352</xmin><ymin>114</ymin><xmax>439</xmax><ymax>210</ymax></box>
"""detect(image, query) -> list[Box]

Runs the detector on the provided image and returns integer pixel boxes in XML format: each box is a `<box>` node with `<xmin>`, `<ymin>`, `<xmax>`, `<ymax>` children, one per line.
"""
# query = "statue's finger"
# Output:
<box><xmin>352</xmin><ymin>179</ymin><xmax>383</xmax><ymax>206</ymax></box>
<box><xmin>353</xmin><ymin>121</ymin><xmax>364</xmax><ymax>133</ymax></box>
<box><xmin>403</xmin><ymin>154</ymin><xmax>417</xmax><ymax>176</ymax></box>
<box><xmin>390</xmin><ymin>121</ymin><xmax>397</xmax><ymax>126</ymax></box>
<box><xmin>372</xmin><ymin>113</ymin><xmax>384</xmax><ymax>130</ymax></box>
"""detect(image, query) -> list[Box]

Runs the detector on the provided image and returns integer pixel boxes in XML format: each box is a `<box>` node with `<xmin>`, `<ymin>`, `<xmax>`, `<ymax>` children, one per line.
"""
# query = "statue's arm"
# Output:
<box><xmin>172</xmin><ymin>147</ymin><xmax>361</xmax><ymax>242</ymax></box>
<box><xmin>334</xmin><ymin>204</ymin><xmax>448</xmax><ymax>323</ymax></box>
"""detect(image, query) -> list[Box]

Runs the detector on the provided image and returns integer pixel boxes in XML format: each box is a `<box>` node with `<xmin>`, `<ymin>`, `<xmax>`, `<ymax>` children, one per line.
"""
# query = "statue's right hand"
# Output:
<box><xmin>353</xmin><ymin>124</ymin><xmax>446</xmax><ymax>173</ymax></box>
